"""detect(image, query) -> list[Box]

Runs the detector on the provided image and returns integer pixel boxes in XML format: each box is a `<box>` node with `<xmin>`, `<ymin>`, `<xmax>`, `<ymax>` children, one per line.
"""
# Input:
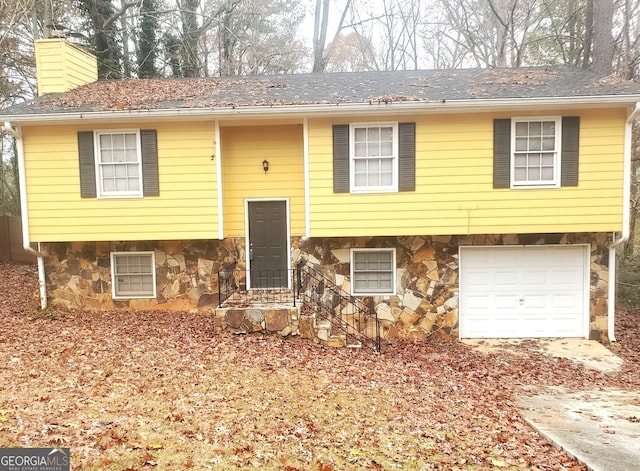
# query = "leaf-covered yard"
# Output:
<box><xmin>1</xmin><ymin>262</ymin><xmax>639</xmax><ymax>470</ymax></box>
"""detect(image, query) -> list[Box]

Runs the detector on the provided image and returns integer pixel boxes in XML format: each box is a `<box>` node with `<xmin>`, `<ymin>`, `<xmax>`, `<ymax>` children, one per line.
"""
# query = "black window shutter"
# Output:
<box><xmin>140</xmin><ymin>129</ymin><xmax>159</xmax><ymax>196</ymax></box>
<box><xmin>561</xmin><ymin>116</ymin><xmax>580</xmax><ymax>186</ymax></box>
<box><xmin>398</xmin><ymin>122</ymin><xmax>416</xmax><ymax>192</ymax></box>
<box><xmin>78</xmin><ymin>131</ymin><xmax>96</xmax><ymax>198</ymax></box>
<box><xmin>333</xmin><ymin>124</ymin><xmax>349</xmax><ymax>193</ymax></box>
<box><xmin>493</xmin><ymin>119</ymin><xmax>511</xmax><ymax>188</ymax></box>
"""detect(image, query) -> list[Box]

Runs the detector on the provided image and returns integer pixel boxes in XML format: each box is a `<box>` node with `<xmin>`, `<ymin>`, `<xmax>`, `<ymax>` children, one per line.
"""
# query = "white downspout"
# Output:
<box><xmin>303</xmin><ymin>117</ymin><xmax>310</xmax><ymax>238</ymax></box>
<box><xmin>2</xmin><ymin>122</ymin><xmax>47</xmax><ymax>309</ymax></box>
<box><xmin>215</xmin><ymin>120</ymin><xmax>223</xmax><ymax>240</ymax></box>
<box><xmin>608</xmin><ymin>102</ymin><xmax>640</xmax><ymax>342</ymax></box>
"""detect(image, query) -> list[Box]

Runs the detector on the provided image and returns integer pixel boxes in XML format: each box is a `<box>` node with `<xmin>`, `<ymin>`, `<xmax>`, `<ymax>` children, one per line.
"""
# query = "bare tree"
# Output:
<box><xmin>312</xmin><ymin>0</ymin><xmax>353</xmax><ymax>72</ymax></box>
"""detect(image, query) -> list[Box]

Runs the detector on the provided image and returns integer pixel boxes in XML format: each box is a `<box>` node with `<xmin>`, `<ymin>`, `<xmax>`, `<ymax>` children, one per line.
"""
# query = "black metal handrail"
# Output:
<box><xmin>218</xmin><ymin>262</ymin><xmax>238</xmax><ymax>306</ymax></box>
<box><xmin>218</xmin><ymin>265</ymin><xmax>299</xmax><ymax>306</ymax></box>
<box><xmin>297</xmin><ymin>261</ymin><xmax>381</xmax><ymax>352</ymax></box>
<box><xmin>216</xmin><ymin>261</ymin><xmax>381</xmax><ymax>352</ymax></box>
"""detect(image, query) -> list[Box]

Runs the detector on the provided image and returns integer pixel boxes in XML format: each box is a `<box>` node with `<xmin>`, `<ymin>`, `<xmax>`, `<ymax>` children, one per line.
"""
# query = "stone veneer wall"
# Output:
<box><xmin>42</xmin><ymin>232</ymin><xmax>610</xmax><ymax>341</ymax></box>
<box><xmin>295</xmin><ymin>233</ymin><xmax>611</xmax><ymax>342</ymax></box>
<box><xmin>42</xmin><ymin>239</ymin><xmax>246</xmax><ymax>311</ymax></box>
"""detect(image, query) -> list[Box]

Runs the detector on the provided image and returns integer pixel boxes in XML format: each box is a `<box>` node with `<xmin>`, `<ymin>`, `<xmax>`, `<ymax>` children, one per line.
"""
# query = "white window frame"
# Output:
<box><xmin>110</xmin><ymin>251</ymin><xmax>156</xmax><ymax>299</ymax></box>
<box><xmin>510</xmin><ymin>116</ymin><xmax>562</xmax><ymax>189</ymax></box>
<box><xmin>94</xmin><ymin>129</ymin><xmax>144</xmax><ymax>198</ymax></box>
<box><xmin>350</xmin><ymin>248</ymin><xmax>396</xmax><ymax>296</ymax></box>
<box><xmin>349</xmin><ymin>122</ymin><xmax>399</xmax><ymax>193</ymax></box>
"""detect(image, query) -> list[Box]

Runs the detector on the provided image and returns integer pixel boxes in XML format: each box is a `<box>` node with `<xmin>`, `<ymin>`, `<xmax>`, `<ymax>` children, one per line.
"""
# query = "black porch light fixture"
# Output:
<box><xmin>262</xmin><ymin>159</ymin><xmax>269</xmax><ymax>173</ymax></box>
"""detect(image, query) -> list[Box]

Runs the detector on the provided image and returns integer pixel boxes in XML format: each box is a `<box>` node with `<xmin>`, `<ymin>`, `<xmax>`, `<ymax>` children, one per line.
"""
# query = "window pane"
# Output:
<box><xmin>354</xmin><ymin>128</ymin><xmax>366</xmax><ymax>143</ymax></box>
<box><xmin>529</xmin><ymin>121</ymin><xmax>541</xmax><ymax>135</ymax></box>
<box><xmin>514</xmin><ymin>155</ymin><xmax>527</xmax><ymax>166</ymax></box>
<box><xmin>129</xmin><ymin>177</ymin><xmax>140</xmax><ymax>191</ymax></box>
<box><xmin>368</xmin><ymin>127</ymin><xmax>379</xmax><ymax>141</ymax></box>
<box><xmin>368</xmin><ymin>141</ymin><xmax>380</xmax><ymax>157</ymax></box>
<box><xmin>542</xmin><ymin>137</ymin><xmax>555</xmax><ymax>151</ymax></box>
<box><xmin>99</xmin><ymin>134</ymin><xmax>112</xmax><ymax>149</ymax></box>
<box><xmin>102</xmin><ymin>165</ymin><xmax>114</xmax><ymax>177</ymax></box>
<box><xmin>116</xmin><ymin>178</ymin><xmax>128</xmax><ymax>191</ymax></box>
<box><xmin>528</xmin><ymin>167</ymin><xmax>541</xmax><ymax>180</ymax></box>
<box><xmin>529</xmin><ymin>154</ymin><xmax>540</xmax><ymax>166</ymax></box>
<box><xmin>125</xmin><ymin>133</ymin><xmax>137</xmax><ymax>147</ymax></box>
<box><xmin>103</xmin><ymin>179</ymin><xmax>115</xmax><ymax>192</ymax></box>
<box><xmin>354</xmin><ymin>142</ymin><xmax>366</xmax><ymax>157</ymax></box>
<box><xmin>542</xmin><ymin>121</ymin><xmax>555</xmax><ymax>135</ymax></box>
<box><xmin>529</xmin><ymin>137</ymin><xmax>541</xmax><ymax>151</ymax></box>
<box><xmin>127</xmin><ymin>163</ymin><xmax>139</xmax><ymax>177</ymax></box>
<box><xmin>102</xmin><ymin>149</ymin><xmax>114</xmax><ymax>163</ymax></box>
<box><xmin>380</xmin><ymin>141</ymin><xmax>393</xmax><ymax>155</ymax></box>
<box><xmin>113</xmin><ymin>134</ymin><xmax>125</xmax><ymax>149</ymax></box>
<box><xmin>514</xmin><ymin>168</ymin><xmax>526</xmax><ymax>181</ymax></box>
<box><xmin>541</xmin><ymin>153</ymin><xmax>554</xmax><ymax>165</ymax></box>
<box><xmin>515</xmin><ymin>122</ymin><xmax>528</xmax><ymax>136</ymax></box>
<box><xmin>541</xmin><ymin>167</ymin><xmax>554</xmax><ymax>180</ymax></box>
<box><xmin>115</xmin><ymin>165</ymin><xmax>127</xmax><ymax>178</ymax></box>
<box><xmin>515</xmin><ymin>137</ymin><xmax>528</xmax><ymax>152</ymax></box>
<box><xmin>125</xmin><ymin>149</ymin><xmax>138</xmax><ymax>162</ymax></box>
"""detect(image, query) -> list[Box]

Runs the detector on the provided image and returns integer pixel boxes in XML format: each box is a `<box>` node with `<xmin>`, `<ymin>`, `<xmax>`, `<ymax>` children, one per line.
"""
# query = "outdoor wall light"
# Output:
<box><xmin>262</xmin><ymin>159</ymin><xmax>269</xmax><ymax>173</ymax></box>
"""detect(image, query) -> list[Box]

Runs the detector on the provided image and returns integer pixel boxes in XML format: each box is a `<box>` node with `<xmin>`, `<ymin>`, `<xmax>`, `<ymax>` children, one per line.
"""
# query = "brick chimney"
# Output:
<box><xmin>34</xmin><ymin>39</ymin><xmax>98</xmax><ymax>96</ymax></box>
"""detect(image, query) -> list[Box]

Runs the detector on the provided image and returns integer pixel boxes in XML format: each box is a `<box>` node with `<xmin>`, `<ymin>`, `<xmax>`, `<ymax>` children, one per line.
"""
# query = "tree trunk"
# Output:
<box><xmin>582</xmin><ymin>0</ymin><xmax>593</xmax><ymax>68</ymax></box>
<box><xmin>591</xmin><ymin>0</ymin><xmax>614</xmax><ymax>74</ymax></box>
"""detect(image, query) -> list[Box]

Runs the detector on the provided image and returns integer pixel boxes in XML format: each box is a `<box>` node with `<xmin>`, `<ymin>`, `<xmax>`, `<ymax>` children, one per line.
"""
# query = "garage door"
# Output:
<box><xmin>459</xmin><ymin>245</ymin><xmax>588</xmax><ymax>338</ymax></box>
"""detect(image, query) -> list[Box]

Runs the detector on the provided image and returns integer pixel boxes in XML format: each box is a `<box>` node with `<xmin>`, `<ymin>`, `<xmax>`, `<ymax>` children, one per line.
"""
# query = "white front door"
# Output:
<box><xmin>459</xmin><ymin>245</ymin><xmax>589</xmax><ymax>339</ymax></box>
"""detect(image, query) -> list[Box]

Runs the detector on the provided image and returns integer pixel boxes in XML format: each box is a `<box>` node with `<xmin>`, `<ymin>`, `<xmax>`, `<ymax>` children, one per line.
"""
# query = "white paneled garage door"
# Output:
<box><xmin>459</xmin><ymin>245</ymin><xmax>588</xmax><ymax>339</ymax></box>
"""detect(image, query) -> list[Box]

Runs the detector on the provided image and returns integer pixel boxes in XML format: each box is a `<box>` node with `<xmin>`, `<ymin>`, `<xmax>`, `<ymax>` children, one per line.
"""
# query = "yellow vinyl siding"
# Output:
<box><xmin>221</xmin><ymin>125</ymin><xmax>304</xmax><ymax>237</ymax></box>
<box><xmin>23</xmin><ymin>121</ymin><xmax>218</xmax><ymax>241</ymax></box>
<box><xmin>35</xmin><ymin>39</ymin><xmax>97</xmax><ymax>96</ymax></box>
<box><xmin>308</xmin><ymin>108</ymin><xmax>626</xmax><ymax>237</ymax></box>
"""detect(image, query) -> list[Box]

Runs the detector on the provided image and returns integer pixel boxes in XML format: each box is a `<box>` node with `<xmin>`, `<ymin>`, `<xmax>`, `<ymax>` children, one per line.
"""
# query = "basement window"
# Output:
<box><xmin>351</xmin><ymin>248</ymin><xmax>396</xmax><ymax>296</ymax></box>
<box><xmin>111</xmin><ymin>252</ymin><xmax>156</xmax><ymax>299</ymax></box>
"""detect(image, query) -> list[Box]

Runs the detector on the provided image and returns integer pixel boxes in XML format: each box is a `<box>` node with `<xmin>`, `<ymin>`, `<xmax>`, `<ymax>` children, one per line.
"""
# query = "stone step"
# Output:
<box><xmin>325</xmin><ymin>334</ymin><xmax>346</xmax><ymax>348</ymax></box>
<box><xmin>316</xmin><ymin>319</ymin><xmax>331</xmax><ymax>341</ymax></box>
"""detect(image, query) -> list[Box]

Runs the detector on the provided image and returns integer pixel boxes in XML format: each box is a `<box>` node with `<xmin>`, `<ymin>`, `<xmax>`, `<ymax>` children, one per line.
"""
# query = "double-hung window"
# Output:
<box><xmin>351</xmin><ymin>248</ymin><xmax>396</xmax><ymax>295</ymax></box>
<box><xmin>111</xmin><ymin>252</ymin><xmax>156</xmax><ymax>299</ymax></box>
<box><xmin>350</xmin><ymin>124</ymin><xmax>398</xmax><ymax>193</ymax></box>
<box><xmin>95</xmin><ymin>130</ymin><xmax>143</xmax><ymax>197</ymax></box>
<box><xmin>511</xmin><ymin>118</ymin><xmax>561</xmax><ymax>187</ymax></box>
<box><xmin>78</xmin><ymin>129</ymin><xmax>159</xmax><ymax>199</ymax></box>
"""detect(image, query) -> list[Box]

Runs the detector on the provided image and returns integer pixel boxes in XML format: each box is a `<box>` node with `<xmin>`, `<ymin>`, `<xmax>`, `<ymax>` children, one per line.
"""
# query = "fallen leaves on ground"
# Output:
<box><xmin>1</xmin><ymin>262</ymin><xmax>638</xmax><ymax>470</ymax></box>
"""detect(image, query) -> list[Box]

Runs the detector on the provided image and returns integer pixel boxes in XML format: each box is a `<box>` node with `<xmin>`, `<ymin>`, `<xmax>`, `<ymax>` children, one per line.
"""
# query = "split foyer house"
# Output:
<box><xmin>2</xmin><ymin>38</ymin><xmax>640</xmax><ymax>348</ymax></box>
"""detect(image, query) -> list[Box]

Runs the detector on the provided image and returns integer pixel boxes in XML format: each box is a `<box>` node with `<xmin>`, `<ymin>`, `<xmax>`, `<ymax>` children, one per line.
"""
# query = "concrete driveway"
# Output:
<box><xmin>464</xmin><ymin>339</ymin><xmax>640</xmax><ymax>471</ymax></box>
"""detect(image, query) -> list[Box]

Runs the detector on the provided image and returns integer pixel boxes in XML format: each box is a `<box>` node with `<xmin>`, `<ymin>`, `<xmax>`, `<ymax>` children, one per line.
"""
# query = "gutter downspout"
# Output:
<box><xmin>608</xmin><ymin>102</ymin><xmax>640</xmax><ymax>342</ymax></box>
<box><xmin>2</xmin><ymin>122</ymin><xmax>47</xmax><ymax>309</ymax></box>
<box><xmin>303</xmin><ymin>117</ymin><xmax>310</xmax><ymax>238</ymax></box>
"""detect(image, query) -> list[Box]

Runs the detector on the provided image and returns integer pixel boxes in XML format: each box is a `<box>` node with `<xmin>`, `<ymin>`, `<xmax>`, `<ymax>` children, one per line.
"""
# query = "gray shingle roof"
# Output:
<box><xmin>2</xmin><ymin>66</ymin><xmax>640</xmax><ymax>116</ymax></box>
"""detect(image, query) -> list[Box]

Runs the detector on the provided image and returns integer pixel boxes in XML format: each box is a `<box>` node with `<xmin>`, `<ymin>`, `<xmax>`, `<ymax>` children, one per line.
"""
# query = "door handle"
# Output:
<box><xmin>249</xmin><ymin>243</ymin><xmax>254</xmax><ymax>261</ymax></box>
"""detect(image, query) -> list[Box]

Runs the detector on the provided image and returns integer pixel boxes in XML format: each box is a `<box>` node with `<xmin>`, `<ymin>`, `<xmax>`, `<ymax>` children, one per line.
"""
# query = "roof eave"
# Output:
<box><xmin>2</xmin><ymin>94</ymin><xmax>640</xmax><ymax>124</ymax></box>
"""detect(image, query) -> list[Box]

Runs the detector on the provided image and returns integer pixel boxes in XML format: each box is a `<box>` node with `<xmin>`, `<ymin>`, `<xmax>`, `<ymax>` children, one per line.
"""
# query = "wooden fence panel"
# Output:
<box><xmin>0</xmin><ymin>215</ymin><xmax>36</xmax><ymax>264</ymax></box>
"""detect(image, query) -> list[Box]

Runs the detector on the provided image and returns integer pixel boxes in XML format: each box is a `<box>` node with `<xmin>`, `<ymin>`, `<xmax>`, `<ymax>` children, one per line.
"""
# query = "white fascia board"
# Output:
<box><xmin>2</xmin><ymin>94</ymin><xmax>640</xmax><ymax>124</ymax></box>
